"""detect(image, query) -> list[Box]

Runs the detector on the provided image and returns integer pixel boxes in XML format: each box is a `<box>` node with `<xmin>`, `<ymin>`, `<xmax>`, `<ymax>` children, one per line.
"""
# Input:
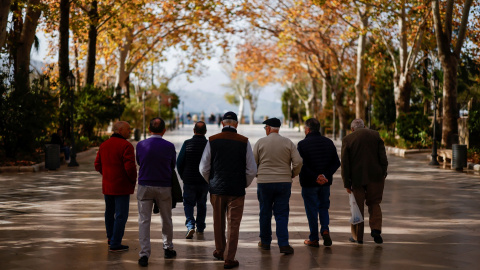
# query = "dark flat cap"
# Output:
<box><xmin>263</xmin><ymin>117</ymin><xmax>281</xmax><ymax>128</ymax></box>
<box><xmin>223</xmin><ymin>111</ymin><xmax>238</xmax><ymax>121</ymax></box>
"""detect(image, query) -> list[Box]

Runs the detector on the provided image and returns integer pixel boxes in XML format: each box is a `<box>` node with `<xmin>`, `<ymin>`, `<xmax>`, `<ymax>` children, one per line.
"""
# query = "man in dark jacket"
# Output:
<box><xmin>177</xmin><ymin>121</ymin><xmax>209</xmax><ymax>239</ymax></box>
<box><xmin>341</xmin><ymin>119</ymin><xmax>388</xmax><ymax>244</ymax></box>
<box><xmin>94</xmin><ymin>121</ymin><xmax>137</xmax><ymax>252</ymax></box>
<box><xmin>297</xmin><ymin>118</ymin><xmax>340</xmax><ymax>247</ymax></box>
<box><xmin>199</xmin><ymin>111</ymin><xmax>257</xmax><ymax>269</ymax></box>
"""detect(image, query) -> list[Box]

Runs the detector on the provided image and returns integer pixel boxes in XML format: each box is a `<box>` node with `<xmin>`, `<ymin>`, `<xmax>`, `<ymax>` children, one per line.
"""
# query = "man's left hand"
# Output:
<box><xmin>316</xmin><ymin>174</ymin><xmax>328</xmax><ymax>185</ymax></box>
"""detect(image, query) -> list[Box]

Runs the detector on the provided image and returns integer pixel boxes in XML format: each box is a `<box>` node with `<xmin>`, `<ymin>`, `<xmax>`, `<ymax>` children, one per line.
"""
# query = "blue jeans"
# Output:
<box><xmin>301</xmin><ymin>186</ymin><xmax>330</xmax><ymax>241</ymax></box>
<box><xmin>183</xmin><ymin>184</ymin><xmax>209</xmax><ymax>232</ymax></box>
<box><xmin>257</xmin><ymin>182</ymin><xmax>291</xmax><ymax>247</ymax></box>
<box><xmin>104</xmin><ymin>194</ymin><xmax>130</xmax><ymax>247</ymax></box>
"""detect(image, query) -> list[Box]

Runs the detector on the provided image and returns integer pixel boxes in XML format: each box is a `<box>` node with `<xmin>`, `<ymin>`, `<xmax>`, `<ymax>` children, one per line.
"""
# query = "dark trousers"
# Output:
<box><xmin>301</xmin><ymin>185</ymin><xmax>330</xmax><ymax>241</ymax></box>
<box><xmin>257</xmin><ymin>182</ymin><xmax>291</xmax><ymax>246</ymax></box>
<box><xmin>104</xmin><ymin>194</ymin><xmax>130</xmax><ymax>247</ymax></box>
<box><xmin>351</xmin><ymin>180</ymin><xmax>385</xmax><ymax>241</ymax></box>
<box><xmin>183</xmin><ymin>183</ymin><xmax>209</xmax><ymax>232</ymax></box>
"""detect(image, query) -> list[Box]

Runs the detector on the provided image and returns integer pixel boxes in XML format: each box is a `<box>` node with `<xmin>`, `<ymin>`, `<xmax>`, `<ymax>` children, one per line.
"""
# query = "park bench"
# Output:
<box><xmin>438</xmin><ymin>149</ymin><xmax>452</xmax><ymax>169</ymax></box>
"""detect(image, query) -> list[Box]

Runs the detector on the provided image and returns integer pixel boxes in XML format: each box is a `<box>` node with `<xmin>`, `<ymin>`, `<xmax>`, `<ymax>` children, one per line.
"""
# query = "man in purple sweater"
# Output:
<box><xmin>136</xmin><ymin>118</ymin><xmax>177</xmax><ymax>267</ymax></box>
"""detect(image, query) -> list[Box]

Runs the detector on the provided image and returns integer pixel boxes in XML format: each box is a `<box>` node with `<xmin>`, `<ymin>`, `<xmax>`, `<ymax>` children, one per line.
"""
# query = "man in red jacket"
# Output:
<box><xmin>95</xmin><ymin>121</ymin><xmax>137</xmax><ymax>252</ymax></box>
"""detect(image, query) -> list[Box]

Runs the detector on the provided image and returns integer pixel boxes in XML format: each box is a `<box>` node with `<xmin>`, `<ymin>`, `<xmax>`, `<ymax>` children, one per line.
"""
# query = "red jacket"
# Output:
<box><xmin>95</xmin><ymin>134</ymin><xmax>137</xmax><ymax>195</ymax></box>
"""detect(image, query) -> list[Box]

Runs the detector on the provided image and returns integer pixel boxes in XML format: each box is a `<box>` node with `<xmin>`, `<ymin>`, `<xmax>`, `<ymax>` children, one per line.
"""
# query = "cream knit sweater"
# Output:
<box><xmin>253</xmin><ymin>133</ymin><xmax>303</xmax><ymax>183</ymax></box>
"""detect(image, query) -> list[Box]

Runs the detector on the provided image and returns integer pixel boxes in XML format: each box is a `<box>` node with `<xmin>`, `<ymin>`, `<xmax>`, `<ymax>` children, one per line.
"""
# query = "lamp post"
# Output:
<box><xmin>287</xmin><ymin>100</ymin><xmax>291</xmax><ymax>128</ymax></box>
<box><xmin>332</xmin><ymin>92</ymin><xmax>336</xmax><ymax>140</ymax></box>
<box><xmin>66</xmin><ymin>71</ymin><xmax>79</xmax><ymax>167</ymax></box>
<box><xmin>429</xmin><ymin>74</ymin><xmax>440</xmax><ymax>166</ymax></box>
<box><xmin>142</xmin><ymin>89</ymin><xmax>146</xmax><ymax>140</ymax></box>
<box><xmin>298</xmin><ymin>99</ymin><xmax>302</xmax><ymax>132</ymax></box>
<box><xmin>168</xmin><ymin>97</ymin><xmax>172</xmax><ymax>128</ymax></box>
<box><xmin>368</xmin><ymin>84</ymin><xmax>373</xmax><ymax>128</ymax></box>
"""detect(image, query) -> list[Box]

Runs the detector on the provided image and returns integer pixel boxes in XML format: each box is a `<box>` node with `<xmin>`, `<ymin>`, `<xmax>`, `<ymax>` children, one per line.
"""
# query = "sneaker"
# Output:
<box><xmin>224</xmin><ymin>259</ymin><xmax>239</xmax><ymax>269</ymax></box>
<box><xmin>213</xmin><ymin>250</ymin><xmax>224</xmax><ymax>260</ymax></box>
<box><xmin>371</xmin><ymin>230</ymin><xmax>383</xmax><ymax>244</ymax></box>
<box><xmin>138</xmin><ymin>256</ymin><xmax>148</xmax><ymax>267</ymax></box>
<box><xmin>109</xmin><ymin>244</ymin><xmax>129</xmax><ymax>252</ymax></box>
<box><xmin>322</xmin><ymin>231</ymin><xmax>332</xmax><ymax>246</ymax></box>
<box><xmin>258</xmin><ymin>241</ymin><xmax>270</xmax><ymax>250</ymax></box>
<box><xmin>349</xmin><ymin>237</ymin><xmax>363</xmax><ymax>244</ymax></box>
<box><xmin>185</xmin><ymin>229</ymin><xmax>195</xmax><ymax>239</ymax></box>
<box><xmin>164</xmin><ymin>248</ymin><xmax>177</xmax><ymax>258</ymax></box>
<box><xmin>196</xmin><ymin>229</ymin><xmax>204</xmax><ymax>234</ymax></box>
<box><xmin>304</xmin><ymin>239</ymin><xmax>319</xmax><ymax>247</ymax></box>
<box><xmin>279</xmin><ymin>245</ymin><xmax>294</xmax><ymax>255</ymax></box>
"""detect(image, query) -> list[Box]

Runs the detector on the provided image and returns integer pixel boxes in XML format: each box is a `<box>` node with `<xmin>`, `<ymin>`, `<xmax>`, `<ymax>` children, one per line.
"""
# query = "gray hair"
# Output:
<box><xmin>222</xmin><ymin>119</ymin><xmax>238</xmax><ymax>125</ymax></box>
<box><xmin>270</xmin><ymin>127</ymin><xmax>280</xmax><ymax>132</ymax></box>
<box><xmin>350</xmin><ymin>119</ymin><xmax>365</xmax><ymax>131</ymax></box>
<box><xmin>113</xmin><ymin>121</ymin><xmax>129</xmax><ymax>133</ymax></box>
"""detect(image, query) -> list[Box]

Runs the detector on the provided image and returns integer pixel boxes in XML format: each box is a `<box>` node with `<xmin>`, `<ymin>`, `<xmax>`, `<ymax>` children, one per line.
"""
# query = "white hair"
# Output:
<box><xmin>350</xmin><ymin>119</ymin><xmax>365</xmax><ymax>131</ymax></box>
<box><xmin>270</xmin><ymin>127</ymin><xmax>280</xmax><ymax>132</ymax></box>
<box><xmin>222</xmin><ymin>119</ymin><xmax>238</xmax><ymax>125</ymax></box>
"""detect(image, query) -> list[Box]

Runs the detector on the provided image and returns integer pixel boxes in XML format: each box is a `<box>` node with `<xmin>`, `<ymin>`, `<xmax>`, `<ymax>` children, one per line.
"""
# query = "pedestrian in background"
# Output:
<box><xmin>177</xmin><ymin>121</ymin><xmax>209</xmax><ymax>239</ymax></box>
<box><xmin>135</xmin><ymin>118</ymin><xmax>177</xmax><ymax>267</ymax></box>
<box><xmin>297</xmin><ymin>118</ymin><xmax>340</xmax><ymax>247</ymax></box>
<box><xmin>341</xmin><ymin>119</ymin><xmax>388</xmax><ymax>244</ymax></box>
<box><xmin>199</xmin><ymin>111</ymin><xmax>257</xmax><ymax>269</ymax></box>
<box><xmin>253</xmin><ymin>117</ymin><xmax>302</xmax><ymax>255</ymax></box>
<box><xmin>94</xmin><ymin>121</ymin><xmax>137</xmax><ymax>252</ymax></box>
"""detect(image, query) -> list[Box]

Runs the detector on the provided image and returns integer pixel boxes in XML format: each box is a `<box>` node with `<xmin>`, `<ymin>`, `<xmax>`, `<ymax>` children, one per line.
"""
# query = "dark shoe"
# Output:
<box><xmin>224</xmin><ymin>259</ymin><xmax>239</xmax><ymax>269</ymax></box>
<box><xmin>213</xmin><ymin>250</ymin><xmax>224</xmax><ymax>260</ymax></box>
<box><xmin>196</xmin><ymin>229</ymin><xmax>204</xmax><ymax>234</ymax></box>
<box><xmin>304</xmin><ymin>239</ymin><xmax>319</xmax><ymax>247</ymax></box>
<box><xmin>107</xmin><ymin>239</ymin><xmax>110</xmax><ymax>246</ymax></box>
<box><xmin>371</xmin><ymin>230</ymin><xmax>383</xmax><ymax>244</ymax></box>
<box><xmin>153</xmin><ymin>200</ymin><xmax>159</xmax><ymax>214</ymax></box>
<box><xmin>109</xmin><ymin>244</ymin><xmax>129</xmax><ymax>252</ymax></box>
<box><xmin>138</xmin><ymin>256</ymin><xmax>148</xmax><ymax>267</ymax></box>
<box><xmin>186</xmin><ymin>229</ymin><xmax>195</xmax><ymax>239</ymax></box>
<box><xmin>164</xmin><ymin>248</ymin><xmax>177</xmax><ymax>258</ymax></box>
<box><xmin>258</xmin><ymin>241</ymin><xmax>270</xmax><ymax>250</ymax></box>
<box><xmin>349</xmin><ymin>237</ymin><xmax>363</xmax><ymax>244</ymax></box>
<box><xmin>279</xmin><ymin>245</ymin><xmax>294</xmax><ymax>254</ymax></box>
<box><xmin>322</xmin><ymin>231</ymin><xmax>332</xmax><ymax>246</ymax></box>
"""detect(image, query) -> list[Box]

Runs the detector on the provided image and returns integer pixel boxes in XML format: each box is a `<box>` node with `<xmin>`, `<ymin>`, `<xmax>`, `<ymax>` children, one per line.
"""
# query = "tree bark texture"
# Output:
<box><xmin>84</xmin><ymin>0</ymin><xmax>98</xmax><ymax>86</ymax></box>
<box><xmin>15</xmin><ymin>0</ymin><xmax>42</xmax><ymax>90</ymax></box>
<box><xmin>441</xmin><ymin>56</ymin><xmax>459</xmax><ymax>146</ymax></box>
<box><xmin>58</xmin><ymin>0</ymin><xmax>70</xmax><ymax>86</ymax></box>
<box><xmin>354</xmin><ymin>15</ymin><xmax>368</xmax><ymax>120</ymax></box>
<box><xmin>0</xmin><ymin>0</ymin><xmax>11</xmax><ymax>49</ymax></box>
<box><xmin>393</xmin><ymin>73</ymin><xmax>412</xmax><ymax>118</ymax></box>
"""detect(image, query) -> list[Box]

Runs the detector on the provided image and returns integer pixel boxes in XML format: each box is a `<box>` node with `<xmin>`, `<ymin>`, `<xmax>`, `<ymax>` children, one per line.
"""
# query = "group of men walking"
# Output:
<box><xmin>94</xmin><ymin>111</ymin><xmax>388</xmax><ymax>269</ymax></box>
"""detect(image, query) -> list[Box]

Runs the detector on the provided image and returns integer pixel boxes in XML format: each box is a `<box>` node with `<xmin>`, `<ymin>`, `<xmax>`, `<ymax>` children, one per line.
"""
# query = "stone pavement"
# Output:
<box><xmin>1</xmin><ymin>124</ymin><xmax>480</xmax><ymax>270</ymax></box>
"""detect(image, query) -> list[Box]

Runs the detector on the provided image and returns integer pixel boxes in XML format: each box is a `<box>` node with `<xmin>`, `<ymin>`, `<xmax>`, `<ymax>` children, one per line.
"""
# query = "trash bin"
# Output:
<box><xmin>452</xmin><ymin>144</ymin><xmax>467</xmax><ymax>171</ymax></box>
<box><xmin>134</xmin><ymin>128</ymin><xmax>141</xmax><ymax>141</ymax></box>
<box><xmin>45</xmin><ymin>144</ymin><xmax>60</xmax><ymax>170</ymax></box>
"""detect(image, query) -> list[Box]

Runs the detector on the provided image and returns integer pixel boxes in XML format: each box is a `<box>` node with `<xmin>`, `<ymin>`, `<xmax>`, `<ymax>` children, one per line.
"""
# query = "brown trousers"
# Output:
<box><xmin>210</xmin><ymin>194</ymin><xmax>245</xmax><ymax>261</ymax></box>
<box><xmin>351</xmin><ymin>180</ymin><xmax>385</xmax><ymax>241</ymax></box>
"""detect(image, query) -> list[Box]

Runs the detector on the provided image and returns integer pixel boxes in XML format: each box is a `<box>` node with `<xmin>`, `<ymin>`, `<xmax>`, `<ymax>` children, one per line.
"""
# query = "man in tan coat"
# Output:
<box><xmin>341</xmin><ymin>119</ymin><xmax>388</xmax><ymax>244</ymax></box>
<box><xmin>253</xmin><ymin>118</ymin><xmax>303</xmax><ymax>254</ymax></box>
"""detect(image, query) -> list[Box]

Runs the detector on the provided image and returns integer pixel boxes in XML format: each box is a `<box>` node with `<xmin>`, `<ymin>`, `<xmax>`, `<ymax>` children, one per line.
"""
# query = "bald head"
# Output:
<box><xmin>194</xmin><ymin>121</ymin><xmax>207</xmax><ymax>135</ymax></box>
<box><xmin>113</xmin><ymin>121</ymin><xmax>131</xmax><ymax>139</ymax></box>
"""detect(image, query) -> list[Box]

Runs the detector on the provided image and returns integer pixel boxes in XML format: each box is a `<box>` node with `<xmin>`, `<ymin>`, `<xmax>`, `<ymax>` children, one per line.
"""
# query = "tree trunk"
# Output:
<box><xmin>15</xmin><ymin>0</ymin><xmax>42</xmax><ymax>90</ymax></box>
<box><xmin>335</xmin><ymin>90</ymin><xmax>348</xmax><ymax>138</ymax></box>
<box><xmin>393</xmin><ymin>72</ymin><xmax>411</xmax><ymax>118</ymax></box>
<box><xmin>237</xmin><ymin>97</ymin><xmax>244</xmax><ymax>124</ymax></box>
<box><xmin>0</xmin><ymin>0</ymin><xmax>11</xmax><ymax>49</ymax></box>
<box><xmin>84</xmin><ymin>0</ymin><xmax>98</xmax><ymax>86</ymax></box>
<box><xmin>115</xmin><ymin>29</ymin><xmax>133</xmax><ymax>96</ymax></box>
<box><xmin>354</xmin><ymin>15</ymin><xmax>368</xmax><ymax>120</ymax></box>
<box><xmin>441</xmin><ymin>56</ymin><xmax>459</xmax><ymax>147</ymax></box>
<box><xmin>58</xmin><ymin>0</ymin><xmax>70</xmax><ymax>86</ymax></box>
<box><xmin>248</xmin><ymin>100</ymin><xmax>256</xmax><ymax>125</ymax></box>
<box><xmin>321</xmin><ymin>77</ymin><xmax>327</xmax><ymax>110</ymax></box>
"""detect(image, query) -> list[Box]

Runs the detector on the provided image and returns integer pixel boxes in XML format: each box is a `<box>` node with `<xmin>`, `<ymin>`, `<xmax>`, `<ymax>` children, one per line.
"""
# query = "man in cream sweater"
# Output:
<box><xmin>253</xmin><ymin>118</ymin><xmax>303</xmax><ymax>255</ymax></box>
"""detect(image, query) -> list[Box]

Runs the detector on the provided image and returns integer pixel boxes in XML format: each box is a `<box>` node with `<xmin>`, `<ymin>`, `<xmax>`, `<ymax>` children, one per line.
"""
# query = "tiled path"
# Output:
<box><xmin>1</xmin><ymin>124</ymin><xmax>479</xmax><ymax>269</ymax></box>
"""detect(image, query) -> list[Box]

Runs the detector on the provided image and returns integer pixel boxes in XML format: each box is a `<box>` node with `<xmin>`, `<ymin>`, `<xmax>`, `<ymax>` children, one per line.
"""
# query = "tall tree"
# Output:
<box><xmin>58</xmin><ymin>0</ymin><xmax>70</xmax><ymax>85</ymax></box>
<box><xmin>432</xmin><ymin>0</ymin><xmax>474</xmax><ymax>147</ymax></box>
<box><xmin>0</xmin><ymin>0</ymin><xmax>11</xmax><ymax>49</ymax></box>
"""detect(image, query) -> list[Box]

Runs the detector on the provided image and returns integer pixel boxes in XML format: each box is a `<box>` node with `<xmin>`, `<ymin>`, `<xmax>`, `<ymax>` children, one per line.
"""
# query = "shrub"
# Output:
<box><xmin>396</xmin><ymin>112</ymin><xmax>431</xmax><ymax>144</ymax></box>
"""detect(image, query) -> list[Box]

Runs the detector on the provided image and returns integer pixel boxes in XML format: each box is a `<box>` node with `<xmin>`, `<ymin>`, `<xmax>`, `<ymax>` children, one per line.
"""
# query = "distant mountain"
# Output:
<box><xmin>178</xmin><ymin>89</ymin><xmax>283</xmax><ymax>123</ymax></box>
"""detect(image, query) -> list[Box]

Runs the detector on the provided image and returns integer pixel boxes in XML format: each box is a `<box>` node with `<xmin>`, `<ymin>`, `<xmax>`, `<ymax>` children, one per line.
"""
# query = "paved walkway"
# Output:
<box><xmin>1</xmin><ymin>124</ymin><xmax>479</xmax><ymax>270</ymax></box>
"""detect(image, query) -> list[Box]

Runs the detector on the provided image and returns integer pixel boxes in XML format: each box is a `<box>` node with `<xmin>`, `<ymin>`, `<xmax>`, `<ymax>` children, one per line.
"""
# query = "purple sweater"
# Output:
<box><xmin>136</xmin><ymin>135</ymin><xmax>176</xmax><ymax>187</ymax></box>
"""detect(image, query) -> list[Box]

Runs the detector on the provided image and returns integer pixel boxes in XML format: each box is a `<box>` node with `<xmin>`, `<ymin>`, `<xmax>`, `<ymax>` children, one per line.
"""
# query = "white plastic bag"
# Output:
<box><xmin>349</xmin><ymin>193</ymin><xmax>364</xmax><ymax>225</ymax></box>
